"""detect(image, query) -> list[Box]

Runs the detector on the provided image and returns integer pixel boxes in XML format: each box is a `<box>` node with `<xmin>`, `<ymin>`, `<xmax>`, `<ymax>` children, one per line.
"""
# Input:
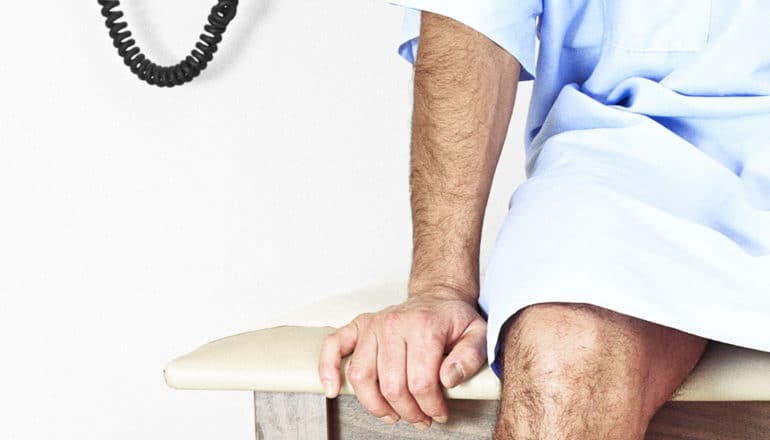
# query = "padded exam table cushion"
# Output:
<box><xmin>163</xmin><ymin>280</ymin><xmax>770</xmax><ymax>401</ymax></box>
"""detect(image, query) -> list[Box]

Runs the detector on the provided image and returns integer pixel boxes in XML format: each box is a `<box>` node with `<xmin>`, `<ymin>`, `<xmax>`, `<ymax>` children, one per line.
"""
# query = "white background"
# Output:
<box><xmin>0</xmin><ymin>0</ymin><xmax>530</xmax><ymax>438</ymax></box>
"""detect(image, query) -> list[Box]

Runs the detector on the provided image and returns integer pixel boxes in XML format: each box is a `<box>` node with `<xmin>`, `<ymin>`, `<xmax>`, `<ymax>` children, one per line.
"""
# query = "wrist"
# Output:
<box><xmin>407</xmin><ymin>277</ymin><xmax>479</xmax><ymax>304</ymax></box>
<box><xmin>409</xmin><ymin>233</ymin><xmax>481</xmax><ymax>299</ymax></box>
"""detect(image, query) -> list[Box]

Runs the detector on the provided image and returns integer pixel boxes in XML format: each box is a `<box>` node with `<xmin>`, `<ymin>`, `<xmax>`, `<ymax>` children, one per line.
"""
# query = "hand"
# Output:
<box><xmin>317</xmin><ymin>285</ymin><xmax>487</xmax><ymax>430</ymax></box>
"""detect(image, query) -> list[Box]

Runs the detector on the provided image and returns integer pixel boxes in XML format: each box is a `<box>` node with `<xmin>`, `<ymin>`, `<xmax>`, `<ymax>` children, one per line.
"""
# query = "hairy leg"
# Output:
<box><xmin>493</xmin><ymin>302</ymin><xmax>708</xmax><ymax>440</ymax></box>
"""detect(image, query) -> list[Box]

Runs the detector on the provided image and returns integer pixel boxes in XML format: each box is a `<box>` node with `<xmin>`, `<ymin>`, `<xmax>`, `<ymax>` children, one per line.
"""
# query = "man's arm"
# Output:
<box><xmin>319</xmin><ymin>10</ymin><xmax>522</xmax><ymax>429</ymax></box>
<box><xmin>408</xmin><ymin>11</ymin><xmax>521</xmax><ymax>299</ymax></box>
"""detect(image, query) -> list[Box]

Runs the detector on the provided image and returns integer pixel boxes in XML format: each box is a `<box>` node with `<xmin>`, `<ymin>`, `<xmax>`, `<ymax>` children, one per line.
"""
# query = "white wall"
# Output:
<box><xmin>0</xmin><ymin>0</ymin><xmax>530</xmax><ymax>438</ymax></box>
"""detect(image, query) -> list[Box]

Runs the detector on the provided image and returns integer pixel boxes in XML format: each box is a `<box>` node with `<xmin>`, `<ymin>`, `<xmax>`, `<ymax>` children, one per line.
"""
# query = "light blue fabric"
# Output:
<box><xmin>387</xmin><ymin>0</ymin><xmax>770</xmax><ymax>380</ymax></box>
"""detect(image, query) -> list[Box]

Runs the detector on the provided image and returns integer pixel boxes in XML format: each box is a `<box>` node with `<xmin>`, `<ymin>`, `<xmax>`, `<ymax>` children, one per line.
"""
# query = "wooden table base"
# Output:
<box><xmin>254</xmin><ymin>392</ymin><xmax>770</xmax><ymax>439</ymax></box>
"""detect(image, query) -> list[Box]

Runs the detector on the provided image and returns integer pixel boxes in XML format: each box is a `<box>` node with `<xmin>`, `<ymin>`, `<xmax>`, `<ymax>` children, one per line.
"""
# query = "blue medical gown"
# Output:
<box><xmin>387</xmin><ymin>0</ymin><xmax>770</xmax><ymax>379</ymax></box>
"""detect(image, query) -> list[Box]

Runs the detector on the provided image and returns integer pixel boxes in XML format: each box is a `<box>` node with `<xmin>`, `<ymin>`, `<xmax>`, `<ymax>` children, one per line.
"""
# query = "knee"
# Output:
<box><xmin>495</xmin><ymin>303</ymin><xmax>651</xmax><ymax>438</ymax></box>
<box><xmin>493</xmin><ymin>303</ymin><xmax>702</xmax><ymax>439</ymax></box>
<box><xmin>499</xmin><ymin>302</ymin><xmax>650</xmax><ymax>393</ymax></box>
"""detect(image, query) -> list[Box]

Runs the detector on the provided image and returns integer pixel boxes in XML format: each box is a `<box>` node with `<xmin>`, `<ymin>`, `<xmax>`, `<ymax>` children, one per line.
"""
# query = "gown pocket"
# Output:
<box><xmin>603</xmin><ymin>0</ymin><xmax>712</xmax><ymax>52</ymax></box>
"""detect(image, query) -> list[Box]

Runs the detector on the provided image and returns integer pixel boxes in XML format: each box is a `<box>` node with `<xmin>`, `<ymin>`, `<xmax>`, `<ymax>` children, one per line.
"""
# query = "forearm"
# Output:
<box><xmin>407</xmin><ymin>11</ymin><xmax>521</xmax><ymax>301</ymax></box>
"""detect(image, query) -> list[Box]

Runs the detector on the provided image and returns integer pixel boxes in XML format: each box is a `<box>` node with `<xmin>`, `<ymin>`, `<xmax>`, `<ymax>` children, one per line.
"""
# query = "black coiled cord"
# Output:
<box><xmin>97</xmin><ymin>0</ymin><xmax>239</xmax><ymax>87</ymax></box>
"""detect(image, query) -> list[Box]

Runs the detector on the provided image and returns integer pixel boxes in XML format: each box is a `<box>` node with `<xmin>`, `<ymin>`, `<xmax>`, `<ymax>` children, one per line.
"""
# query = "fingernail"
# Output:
<box><xmin>380</xmin><ymin>415</ymin><xmax>398</xmax><ymax>424</ymax></box>
<box><xmin>433</xmin><ymin>414</ymin><xmax>448</xmax><ymax>424</ymax></box>
<box><xmin>446</xmin><ymin>363</ymin><xmax>465</xmax><ymax>388</ymax></box>
<box><xmin>414</xmin><ymin>421</ymin><xmax>431</xmax><ymax>430</ymax></box>
<box><xmin>322</xmin><ymin>380</ymin><xmax>335</xmax><ymax>398</ymax></box>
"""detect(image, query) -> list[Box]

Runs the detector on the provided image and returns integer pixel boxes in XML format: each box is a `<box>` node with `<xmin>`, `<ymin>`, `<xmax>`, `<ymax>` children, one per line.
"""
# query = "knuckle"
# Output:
<box><xmin>414</xmin><ymin>329</ymin><xmax>443</xmax><ymax>348</ymax></box>
<box><xmin>382</xmin><ymin>311</ymin><xmax>401</xmax><ymax>332</ymax></box>
<box><xmin>423</xmin><ymin>326</ymin><xmax>444</xmax><ymax>344</ymax></box>
<box><xmin>408</xmin><ymin>376</ymin><xmax>435</xmax><ymax>396</ymax></box>
<box><xmin>417</xmin><ymin>309</ymin><xmax>437</xmax><ymax>325</ymax></box>
<box><xmin>414</xmin><ymin>313</ymin><xmax>444</xmax><ymax>338</ymax></box>
<box><xmin>346</xmin><ymin>365</ymin><xmax>372</xmax><ymax>384</ymax></box>
<box><xmin>380</xmin><ymin>379</ymin><xmax>404</xmax><ymax>401</ymax></box>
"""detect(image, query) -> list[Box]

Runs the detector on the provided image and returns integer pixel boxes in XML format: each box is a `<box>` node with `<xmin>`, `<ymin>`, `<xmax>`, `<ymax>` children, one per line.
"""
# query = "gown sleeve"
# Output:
<box><xmin>386</xmin><ymin>0</ymin><xmax>542</xmax><ymax>81</ymax></box>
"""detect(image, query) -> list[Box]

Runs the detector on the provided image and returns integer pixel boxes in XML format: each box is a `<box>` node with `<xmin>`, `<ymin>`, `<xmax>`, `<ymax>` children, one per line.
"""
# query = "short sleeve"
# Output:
<box><xmin>386</xmin><ymin>0</ymin><xmax>542</xmax><ymax>81</ymax></box>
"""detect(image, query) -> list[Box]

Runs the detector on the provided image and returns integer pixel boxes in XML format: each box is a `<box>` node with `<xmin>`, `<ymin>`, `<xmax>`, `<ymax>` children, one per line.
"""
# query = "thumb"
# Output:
<box><xmin>439</xmin><ymin>319</ymin><xmax>487</xmax><ymax>389</ymax></box>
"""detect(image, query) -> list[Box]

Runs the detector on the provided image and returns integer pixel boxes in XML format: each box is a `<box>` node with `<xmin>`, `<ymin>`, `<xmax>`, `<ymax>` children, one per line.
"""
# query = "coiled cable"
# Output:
<box><xmin>97</xmin><ymin>0</ymin><xmax>239</xmax><ymax>87</ymax></box>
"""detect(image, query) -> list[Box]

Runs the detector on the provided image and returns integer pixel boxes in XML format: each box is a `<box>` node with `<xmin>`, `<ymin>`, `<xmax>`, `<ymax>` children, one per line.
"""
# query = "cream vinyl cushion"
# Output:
<box><xmin>163</xmin><ymin>279</ymin><xmax>770</xmax><ymax>401</ymax></box>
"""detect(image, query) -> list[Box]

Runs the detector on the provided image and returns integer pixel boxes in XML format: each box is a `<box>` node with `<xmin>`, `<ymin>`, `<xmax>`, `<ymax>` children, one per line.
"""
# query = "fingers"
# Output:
<box><xmin>405</xmin><ymin>328</ymin><xmax>449</xmax><ymax>424</ymax></box>
<box><xmin>377</xmin><ymin>313</ymin><xmax>431</xmax><ymax>427</ymax></box>
<box><xmin>319</xmin><ymin>300</ymin><xmax>487</xmax><ymax>432</ymax></box>
<box><xmin>440</xmin><ymin>318</ymin><xmax>487</xmax><ymax>389</ymax></box>
<box><xmin>318</xmin><ymin>322</ymin><xmax>358</xmax><ymax>398</ymax></box>
<box><xmin>346</xmin><ymin>332</ymin><xmax>400</xmax><ymax>422</ymax></box>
